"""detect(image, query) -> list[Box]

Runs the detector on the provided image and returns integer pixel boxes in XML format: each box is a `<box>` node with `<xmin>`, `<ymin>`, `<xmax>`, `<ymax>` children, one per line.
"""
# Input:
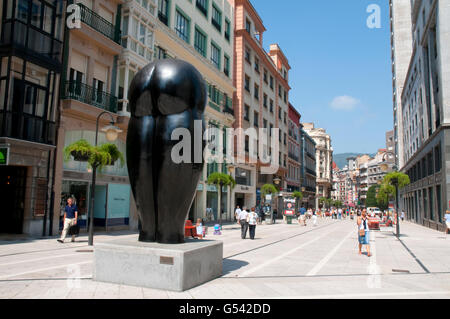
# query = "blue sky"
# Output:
<box><xmin>253</xmin><ymin>0</ymin><xmax>392</xmax><ymax>154</ymax></box>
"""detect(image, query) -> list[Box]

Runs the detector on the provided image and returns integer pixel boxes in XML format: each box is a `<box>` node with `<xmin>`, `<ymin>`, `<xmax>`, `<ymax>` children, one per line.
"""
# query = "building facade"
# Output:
<box><xmin>155</xmin><ymin>0</ymin><xmax>236</xmax><ymax>222</ymax></box>
<box><xmin>302</xmin><ymin>122</ymin><xmax>333</xmax><ymax>208</ymax></box>
<box><xmin>0</xmin><ymin>0</ymin><xmax>65</xmax><ymax>235</ymax></box>
<box><xmin>299</xmin><ymin>125</ymin><xmax>316</xmax><ymax>208</ymax></box>
<box><xmin>286</xmin><ymin>103</ymin><xmax>301</xmax><ymax>192</ymax></box>
<box><xmin>397</xmin><ymin>0</ymin><xmax>449</xmax><ymax>231</ymax></box>
<box><xmin>53</xmin><ymin>0</ymin><xmax>135</xmax><ymax>235</ymax></box>
<box><xmin>231</xmin><ymin>0</ymin><xmax>290</xmax><ymax>210</ymax></box>
<box><xmin>390</xmin><ymin>0</ymin><xmax>413</xmax><ymax>170</ymax></box>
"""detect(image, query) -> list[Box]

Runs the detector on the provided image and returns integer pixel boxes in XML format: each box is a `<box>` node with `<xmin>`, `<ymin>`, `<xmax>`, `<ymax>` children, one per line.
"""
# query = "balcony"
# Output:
<box><xmin>0</xmin><ymin>111</ymin><xmax>56</xmax><ymax>145</ymax></box>
<box><xmin>1</xmin><ymin>20</ymin><xmax>63</xmax><ymax>68</ymax></box>
<box><xmin>62</xmin><ymin>81</ymin><xmax>118</xmax><ymax>113</ymax></box>
<box><xmin>78</xmin><ymin>3</ymin><xmax>121</xmax><ymax>44</ymax></box>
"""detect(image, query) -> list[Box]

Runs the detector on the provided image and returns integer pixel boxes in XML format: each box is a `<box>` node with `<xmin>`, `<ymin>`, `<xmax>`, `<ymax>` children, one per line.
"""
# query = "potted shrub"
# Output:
<box><xmin>64</xmin><ymin>139</ymin><xmax>93</xmax><ymax>162</ymax></box>
<box><xmin>98</xmin><ymin>143</ymin><xmax>125</xmax><ymax>167</ymax></box>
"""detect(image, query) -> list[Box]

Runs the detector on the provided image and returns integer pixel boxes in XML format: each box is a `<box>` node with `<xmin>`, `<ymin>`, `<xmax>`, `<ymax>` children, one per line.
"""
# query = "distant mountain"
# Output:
<box><xmin>333</xmin><ymin>153</ymin><xmax>375</xmax><ymax>169</ymax></box>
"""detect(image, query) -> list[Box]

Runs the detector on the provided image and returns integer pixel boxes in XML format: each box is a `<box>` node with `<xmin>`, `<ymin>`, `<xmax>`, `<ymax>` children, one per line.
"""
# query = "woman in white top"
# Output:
<box><xmin>357</xmin><ymin>209</ymin><xmax>371</xmax><ymax>257</ymax></box>
<box><xmin>248</xmin><ymin>207</ymin><xmax>258</xmax><ymax>240</ymax></box>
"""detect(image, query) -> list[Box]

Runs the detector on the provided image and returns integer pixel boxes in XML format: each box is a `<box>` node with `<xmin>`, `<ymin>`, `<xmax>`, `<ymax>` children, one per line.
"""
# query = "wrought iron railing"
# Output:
<box><xmin>62</xmin><ymin>81</ymin><xmax>118</xmax><ymax>113</ymax></box>
<box><xmin>78</xmin><ymin>3</ymin><xmax>121</xmax><ymax>44</ymax></box>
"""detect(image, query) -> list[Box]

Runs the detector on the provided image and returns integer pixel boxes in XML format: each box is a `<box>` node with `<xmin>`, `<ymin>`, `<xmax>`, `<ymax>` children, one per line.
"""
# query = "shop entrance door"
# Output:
<box><xmin>0</xmin><ymin>166</ymin><xmax>27</xmax><ymax>233</ymax></box>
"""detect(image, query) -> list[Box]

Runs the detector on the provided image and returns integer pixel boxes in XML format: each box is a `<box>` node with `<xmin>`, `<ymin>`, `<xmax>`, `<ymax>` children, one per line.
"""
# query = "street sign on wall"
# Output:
<box><xmin>0</xmin><ymin>147</ymin><xmax>9</xmax><ymax>165</ymax></box>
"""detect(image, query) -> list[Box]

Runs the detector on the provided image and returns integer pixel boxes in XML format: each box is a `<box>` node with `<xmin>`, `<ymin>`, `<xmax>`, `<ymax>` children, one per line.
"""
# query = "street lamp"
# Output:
<box><xmin>87</xmin><ymin>111</ymin><xmax>122</xmax><ymax>246</ymax></box>
<box><xmin>380</xmin><ymin>151</ymin><xmax>400</xmax><ymax>238</ymax></box>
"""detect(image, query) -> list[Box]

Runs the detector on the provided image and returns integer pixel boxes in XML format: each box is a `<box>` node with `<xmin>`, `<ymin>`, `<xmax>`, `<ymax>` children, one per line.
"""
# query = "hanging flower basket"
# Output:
<box><xmin>70</xmin><ymin>150</ymin><xmax>90</xmax><ymax>162</ymax></box>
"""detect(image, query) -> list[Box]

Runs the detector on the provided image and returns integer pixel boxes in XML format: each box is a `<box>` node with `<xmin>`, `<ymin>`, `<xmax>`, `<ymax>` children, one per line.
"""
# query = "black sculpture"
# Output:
<box><xmin>126</xmin><ymin>59</ymin><xmax>206</xmax><ymax>244</ymax></box>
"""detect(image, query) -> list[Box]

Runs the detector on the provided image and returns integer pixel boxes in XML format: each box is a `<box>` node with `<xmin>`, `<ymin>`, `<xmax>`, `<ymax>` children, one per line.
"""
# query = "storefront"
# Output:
<box><xmin>60</xmin><ymin>130</ymin><xmax>135</xmax><ymax>232</ymax></box>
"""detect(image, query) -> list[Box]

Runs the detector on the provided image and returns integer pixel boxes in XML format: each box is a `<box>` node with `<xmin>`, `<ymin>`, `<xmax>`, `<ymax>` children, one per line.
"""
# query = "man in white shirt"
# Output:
<box><xmin>238</xmin><ymin>207</ymin><xmax>249</xmax><ymax>239</ymax></box>
<box><xmin>235</xmin><ymin>206</ymin><xmax>242</xmax><ymax>223</ymax></box>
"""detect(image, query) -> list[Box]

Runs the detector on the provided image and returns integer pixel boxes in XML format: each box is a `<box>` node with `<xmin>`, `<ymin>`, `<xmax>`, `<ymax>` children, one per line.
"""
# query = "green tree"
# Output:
<box><xmin>261</xmin><ymin>184</ymin><xmax>278</xmax><ymax>200</ymax></box>
<box><xmin>334</xmin><ymin>200</ymin><xmax>343</xmax><ymax>208</ymax></box>
<box><xmin>366</xmin><ymin>185</ymin><xmax>380</xmax><ymax>207</ymax></box>
<box><xmin>207</xmin><ymin>172</ymin><xmax>236</xmax><ymax>222</ymax></box>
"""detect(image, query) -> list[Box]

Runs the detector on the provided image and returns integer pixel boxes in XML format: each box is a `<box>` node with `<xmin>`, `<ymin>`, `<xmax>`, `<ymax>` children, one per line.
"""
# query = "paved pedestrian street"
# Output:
<box><xmin>1</xmin><ymin>218</ymin><xmax>450</xmax><ymax>299</ymax></box>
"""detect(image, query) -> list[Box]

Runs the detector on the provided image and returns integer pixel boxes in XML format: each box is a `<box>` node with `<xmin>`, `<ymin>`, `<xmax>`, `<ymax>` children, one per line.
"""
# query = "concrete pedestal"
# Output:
<box><xmin>93</xmin><ymin>239</ymin><xmax>223</xmax><ymax>292</ymax></box>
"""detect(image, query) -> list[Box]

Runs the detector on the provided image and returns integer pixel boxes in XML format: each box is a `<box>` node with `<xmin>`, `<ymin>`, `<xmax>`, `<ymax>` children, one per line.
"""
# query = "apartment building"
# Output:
<box><xmin>286</xmin><ymin>103</ymin><xmax>301</xmax><ymax>193</ymax></box>
<box><xmin>397</xmin><ymin>0</ymin><xmax>449</xmax><ymax>231</ymax></box>
<box><xmin>302</xmin><ymin>123</ymin><xmax>333</xmax><ymax>208</ymax></box>
<box><xmin>231</xmin><ymin>0</ymin><xmax>290</xmax><ymax>210</ymax></box>
<box><xmin>53</xmin><ymin>0</ymin><xmax>135</xmax><ymax>235</ymax></box>
<box><xmin>155</xmin><ymin>0</ymin><xmax>236</xmax><ymax>221</ymax></box>
<box><xmin>0</xmin><ymin>0</ymin><xmax>65</xmax><ymax>235</ymax></box>
<box><xmin>300</xmin><ymin>125</ymin><xmax>316</xmax><ymax>208</ymax></box>
<box><xmin>390</xmin><ymin>0</ymin><xmax>413</xmax><ymax>170</ymax></box>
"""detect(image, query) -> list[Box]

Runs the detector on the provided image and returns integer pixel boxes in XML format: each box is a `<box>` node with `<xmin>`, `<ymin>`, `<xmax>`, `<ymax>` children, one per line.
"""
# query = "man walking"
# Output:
<box><xmin>299</xmin><ymin>206</ymin><xmax>307</xmax><ymax>226</ymax></box>
<box><xmin>58</xmin><ymin>197</ymin><xmax>78</xmax><ymax>243</ymax></box>
<box><xmin>238</xmin><ymin>207</ymin><xmax>249</xmax><ymax>239</ymax></box>
<box><xmin>444</xmin><ymin>210</ymin><xmax>450</xmax><ymax>235</ymax></box>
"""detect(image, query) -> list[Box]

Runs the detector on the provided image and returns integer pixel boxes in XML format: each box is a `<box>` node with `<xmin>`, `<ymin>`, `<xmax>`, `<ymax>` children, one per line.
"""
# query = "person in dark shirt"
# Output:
<box><xmin>57</xmin><ymin>197</ymin><xmax>78</xmax><ymax>243</ymax></box>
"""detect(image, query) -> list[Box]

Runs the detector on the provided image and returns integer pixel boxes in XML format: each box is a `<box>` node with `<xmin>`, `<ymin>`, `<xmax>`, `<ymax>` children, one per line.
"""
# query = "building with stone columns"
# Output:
<box><xmin>302</xmin><ymin>123</ymin><xmax>333</xmax><ymax>208</ymax></box>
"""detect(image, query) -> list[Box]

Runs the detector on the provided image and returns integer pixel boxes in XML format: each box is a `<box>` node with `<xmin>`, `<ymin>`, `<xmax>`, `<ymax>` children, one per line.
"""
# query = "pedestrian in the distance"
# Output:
<box><xmin>272</xmin><ymin>209</ymin><xmax>278</xmax><ymax>224</ymax></box>
<box><xmin>401</xmin><ymin>210</ymin><xmax>405</xmax><ymax>221</ymax></box>
<box><xmin>298</xmin><ymin>206</ymin><xmax>307</xmax><ymax>226</ymax></box>
<box><xmin>238</xmin><ymin>207</ymin><xmax>249</xmax><ymax>239</ymax></box>
<box><xmin>312</xmin><ymin>209</ymin><xmax>318</xmax><ymax>226</ymax></box>
<box><xmin>444</xmin><ymin>210</ymin><xmax>450</xmax><ymax>235</ymax></box>
<box><xmin>235</xmin><ymin>205</ymin><xmax>241</xmax><ymax>223</ymax></box>
<box><xmin>357</xmin><ymin>209</ymin><xmax>371</xmax><ymax>257</ymax></box>
<box><xmin>58</xmin><ymin>197</ymin><xmax>78</xmax><ymax>243</ymax></box>
<box><xmin>248</xmin><ymin>207</ymin><xmax>258</xmax><ymax>240</ymax></box>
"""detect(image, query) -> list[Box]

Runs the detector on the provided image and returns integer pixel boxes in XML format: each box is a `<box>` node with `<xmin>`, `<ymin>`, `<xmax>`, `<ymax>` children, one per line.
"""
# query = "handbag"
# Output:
<box><xmin>69</xmin><ymin>224</ymin><xmax>80</xmax><ymax>236</ymax></box>
<box><xmin>359</xmin><ymin>229</ymin><xmax>365</xmax><ymax>237</ymax></box>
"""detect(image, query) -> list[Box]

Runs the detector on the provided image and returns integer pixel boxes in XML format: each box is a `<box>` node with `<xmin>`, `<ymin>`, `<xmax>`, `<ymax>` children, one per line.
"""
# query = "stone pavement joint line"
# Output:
<box><xmin>0</xmin><ymin>261</ymin><xmax>92</xmax><ymax>280</ymax></box>
<box><xmin>306</xmin><ymin>229</ymin><xmax>354</xmax><ymax>277</ymax></box>
<box><xmin>239</xmin><ymin>224</ymin><xmax>339</xmax><ymax>277</ymax></box>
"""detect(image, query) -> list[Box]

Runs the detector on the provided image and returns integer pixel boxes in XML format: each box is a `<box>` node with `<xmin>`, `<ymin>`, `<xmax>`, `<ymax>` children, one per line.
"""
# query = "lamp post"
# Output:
<box><xmin>88</xmin><ymin>111</ymin><xmax>122</xmax><ymax>246</ymax></box>
<box><xmin>380</xmin><ymin>151</ymin><xmax>400</xmax><ymax>238</ymax></box>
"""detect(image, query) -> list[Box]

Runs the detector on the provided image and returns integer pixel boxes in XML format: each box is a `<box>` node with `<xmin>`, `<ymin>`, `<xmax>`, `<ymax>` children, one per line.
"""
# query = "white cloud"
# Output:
<box><xmin>330</xmin><ymin>95</ymin><xmax>361</xmax><ymax>111</ymax></box>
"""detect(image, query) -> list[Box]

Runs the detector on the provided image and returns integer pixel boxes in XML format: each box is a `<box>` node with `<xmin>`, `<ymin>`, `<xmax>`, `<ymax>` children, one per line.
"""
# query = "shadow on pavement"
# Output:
<box><xmin>222</xmin><ymin>258</ymin><xmax>249</xmax><ymax>276</ymax></box>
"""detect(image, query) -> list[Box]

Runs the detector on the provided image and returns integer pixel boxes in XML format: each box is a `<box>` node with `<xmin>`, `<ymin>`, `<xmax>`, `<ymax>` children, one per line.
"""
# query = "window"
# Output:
<box><xmin>224</xmin><ymin>55</ymin><xmax>230</xmax><ymax>77</ymax></box>
<box><xmin>194</xmin><ymin>27</ymin><xmax>207</xmax><ymax>57</ymax></box>
<box><xmin>263</xmin><ymin>70</ymin><xmax>268</xmax><ymax>84</ymax></box>
<box><xmin>270</xmin><ymin>99</ymin><xmax>273</xmax><ymax>113</ymax></box>
<box><xmin>284</xmin><ymin>90</ymin><xmax>287</xmax><ymax>103</ymax></box>
<box><xmin>254</xmin><ymin>83</ymin><xmax>259</xmax><ymax>100</ymax></box>
<box><xmin>245</xmin><ymin>18</ymin><xmax>251</xmax><ymax>33</ymax></box>
<box><xmin>244</xmin><ymin>104</ymin><xmax>250</xmax><ymax>121</ymax></box>
<box><xmin>92</xmin><ymin>78</ymin><xmax>105</xmax><ymax>105</ymax></box>
<box><xmin>269</xmin><ymin>76</ymin><xmax>274</xmax><ymax>90</ymax></box>
<box><xmin>175</xmin><ymin>10</ymin><xmax>190</xmax><ymax>43</ymax></box>
<box><xmin>263</xmin><ymin>93</ymin><xmax>268</xmax><ymax>108</ymax></box>
<box><xmin>225</xmin><ymin>19</ymin><xmax>230</xmax><ymax>41</ymax></box>
<box><xmin>211</xmin><ymin>42</ymin><xmax>220</xmax><ymax>69</ymax></box>
<box><xmin>254</xmin><ymin>58</ymin><xmax>260</xmax><ymax>73</ymax></box>
<box><xmin>196</xmin><ymin>0</ymin><xmax>207</xmax><ymax>17</ymax></box>
<box><xmin>158</xmin><ymin>0</ymin><xmax>169</xmax><ymax>25</ymax></box>
<box><xmin>212</xmin><ymin>5</ymin><xmax>222</xmax><ymax>32</ymax></box>
<box><xmin>279</xmin><ymin>85</ymin><xmax>282</xmax><ymax>98</ymax></box>
<box><xmin>244</xmin><ymin>75</ymin><xmax>250</xmax><ymax>92</ymax></box>
<box><xmin>254</xmin><ymin>111</ymin><xmax>259</xmax><ymax>127</ymax></box>
<box><xmin>245</xmin><ymin>47</ymin><xmax>251</xmax><ymax>64</ymax></box>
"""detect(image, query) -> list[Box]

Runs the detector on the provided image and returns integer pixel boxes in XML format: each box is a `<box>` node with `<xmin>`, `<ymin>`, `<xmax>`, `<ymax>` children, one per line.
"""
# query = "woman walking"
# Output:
<box><xmin>248</xmin><ymin>207</ymin><xmax>258</xmax><ymax>240</ymax></box>
<box><xmin>357</xmin><ymin>209</ymin><xmax>371</xmax><ymax>257</ymax></box>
